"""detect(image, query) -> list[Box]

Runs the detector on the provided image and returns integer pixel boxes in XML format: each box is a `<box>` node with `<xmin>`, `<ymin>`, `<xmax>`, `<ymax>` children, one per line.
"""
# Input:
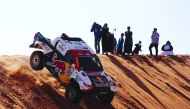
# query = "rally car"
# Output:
<box><xmin>29</xmin><ymin>32</ymin><xmax>116</xmax><ymax>103</ymax></box>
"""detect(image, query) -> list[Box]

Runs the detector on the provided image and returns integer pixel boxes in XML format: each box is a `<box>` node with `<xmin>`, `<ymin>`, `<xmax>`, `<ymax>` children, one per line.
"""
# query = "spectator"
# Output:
<box><xmin>161</xmin><ymin>41</ymin><xmax>174</xmax><ymax>55</ymax></box>
<box><xmin>124</xmin><ymin>26</ymin><xmax>133</xmax><ymax>56</ymax></box>
<box><xmin>113</xmin><ymin>35</ymin><xmax>117</xmax><ymax>54</ymax></box>
<box><xmin>149</xmin><ymin>28</ymin><xmax>160</xmax><ymax>56</ymax></box>
<box><xmin>117</xmin><ymin>33</ymin><xmax>124</xmax><ymax>54</ymax></box>
<box><xmin>132</xmin><ymin>41</ymin><xmax>142</xmax><ymax>55</ymax></box>
<box><xmin>91</xmin><ymin>22</ymin><xmax>102</xmax><ymax>54</ymax></box>
<box><xmin>107</xmin><ymin>33</ymin><xmax>116</xmax><ymax>54</ymax></box>
<box><xmin>101</xmin><ymin>23</ymin><xmax>109</xmax><ymax>54</ymax></box>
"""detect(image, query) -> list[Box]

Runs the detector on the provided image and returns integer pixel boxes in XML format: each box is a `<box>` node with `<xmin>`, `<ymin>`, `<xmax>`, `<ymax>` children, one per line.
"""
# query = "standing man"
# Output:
<box><xmin>91</xmin><ymin>22</ymin><xmax>102</xmax><ymax>54</ymax></box>
<box><xmin>149</xmin><ymin>28</ymin><xmax>160</xmax><ymax>56</ymax></box>
<box><xmin>124</xmin><ymin>26</ymin><xmax>133</xmax><ymax>56</ymax></box>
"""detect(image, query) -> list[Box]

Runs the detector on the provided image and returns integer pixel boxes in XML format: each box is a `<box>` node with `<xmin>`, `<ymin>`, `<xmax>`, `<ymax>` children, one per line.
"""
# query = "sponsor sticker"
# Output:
<box><xmin>86</xmin><ymin>72</ymin><xmax>101</xmax><ymax>76</ymax></box>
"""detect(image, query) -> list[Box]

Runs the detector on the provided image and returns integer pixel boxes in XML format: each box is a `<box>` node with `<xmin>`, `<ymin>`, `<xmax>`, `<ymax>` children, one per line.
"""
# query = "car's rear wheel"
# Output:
<box><xmin>98</xmin><ymin>92</ymin><xmax>114</xmax><ymax>103</ymax></box>
<box><xmin>30</xmin><ymin>51</ymin><xmax>44</xmax><ymax>70</ymax></box>
<box><xmin>65</xmin><ymin>82</ymin><xmax>81</xmax><ymax>104</ymax></box>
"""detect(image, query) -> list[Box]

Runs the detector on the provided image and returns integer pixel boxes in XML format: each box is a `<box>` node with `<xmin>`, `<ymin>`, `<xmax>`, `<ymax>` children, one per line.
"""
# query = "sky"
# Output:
<box><xmin>0</xmin><ymin>0</ymin><xmax>190</xmax><ymax>55</ymax></box>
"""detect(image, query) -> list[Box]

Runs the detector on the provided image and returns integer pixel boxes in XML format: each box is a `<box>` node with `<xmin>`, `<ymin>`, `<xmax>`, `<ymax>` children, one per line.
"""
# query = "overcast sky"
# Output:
<box><xmin>0</xmin><ymin>0</ymin><xmax>190</xmax><ymax>55</ymax></box>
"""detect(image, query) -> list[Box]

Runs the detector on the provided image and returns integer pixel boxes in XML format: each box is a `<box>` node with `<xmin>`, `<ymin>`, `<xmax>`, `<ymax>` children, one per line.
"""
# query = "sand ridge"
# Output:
<box><xmin>0</xmin><ymin>55</ymin><xmax>190</xmax><ymax>109</ymax></box>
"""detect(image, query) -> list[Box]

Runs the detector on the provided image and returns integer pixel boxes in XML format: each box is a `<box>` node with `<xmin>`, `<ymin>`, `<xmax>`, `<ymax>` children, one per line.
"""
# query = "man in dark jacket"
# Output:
<box><xmin>91</xmin><ymin>22</ymin><xmax>102</xmax><ymax>53</ymax></box>
<box><xmin>124</xmin><ymin>26</ymin><xmax>133</xmax><ymax>56</ymax></box>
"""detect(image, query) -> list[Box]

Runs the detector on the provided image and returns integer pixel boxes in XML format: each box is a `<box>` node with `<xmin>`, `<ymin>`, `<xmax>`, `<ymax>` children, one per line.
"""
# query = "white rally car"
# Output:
<box><xmin>29</xmin><ymin>32</ymin><xmax>116</xmax><ymax>103</ymax></box>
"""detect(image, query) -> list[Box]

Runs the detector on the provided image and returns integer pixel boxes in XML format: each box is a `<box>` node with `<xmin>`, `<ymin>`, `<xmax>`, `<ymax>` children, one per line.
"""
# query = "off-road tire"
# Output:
<box><xmin>98</xmin><ymin>92</ymin><xmax>114</xmax><ymax>103</ymax></box>
<box><xmin>30</xmin><ymin>51</ymin><xmax>44</xmax><ymax>70</ymax></box>
<box><xmin>65</xmin><ymin>82</ymin><xmax>81</xmax><ymax>104</ymax></box>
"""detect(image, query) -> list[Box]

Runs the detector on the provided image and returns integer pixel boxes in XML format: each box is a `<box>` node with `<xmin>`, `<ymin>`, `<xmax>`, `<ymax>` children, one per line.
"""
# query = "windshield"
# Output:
<box><xmin>78</xmin><ymin>55</ymin><xmax>103</xmax><ymax>71</ymax></box>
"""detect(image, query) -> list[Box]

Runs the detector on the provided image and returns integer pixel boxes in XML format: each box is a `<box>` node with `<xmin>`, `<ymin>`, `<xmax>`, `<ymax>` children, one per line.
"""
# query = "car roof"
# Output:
<box><xmin>61</xmin><ymin>37</ymin><xmax>83</xmax><ymax>41</ymax></box>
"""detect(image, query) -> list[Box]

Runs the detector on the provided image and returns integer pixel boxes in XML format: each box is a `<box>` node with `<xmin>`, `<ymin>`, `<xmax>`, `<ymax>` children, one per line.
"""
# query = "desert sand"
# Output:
<box><xmin>0</xmin><ymin>55</ymin><xmax>190</xmax><ymax>109</ymax></box>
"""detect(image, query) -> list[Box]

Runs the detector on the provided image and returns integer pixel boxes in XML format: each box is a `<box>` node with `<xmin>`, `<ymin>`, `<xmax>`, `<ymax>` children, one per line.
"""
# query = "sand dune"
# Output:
<box><xmin>0</xmin><ymin>55</ymin><xmax>190</xmax><ymax>109</ymax></box>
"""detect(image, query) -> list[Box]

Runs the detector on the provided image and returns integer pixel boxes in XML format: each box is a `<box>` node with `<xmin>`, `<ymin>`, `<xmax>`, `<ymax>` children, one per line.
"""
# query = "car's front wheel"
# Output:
<box><xmin>30</xmin><ymin>51</ymin><xmax>44</xmax><ymax>70</ymax></box>
<box><xmin>98</xmin><ymin>92</ymin><xmax>114</xmax><ymax>103</ymax></box>
<box><xmin>65</xmin><ymin>82</ymin><xmax>81</xmax><ymax>104</ymax></box>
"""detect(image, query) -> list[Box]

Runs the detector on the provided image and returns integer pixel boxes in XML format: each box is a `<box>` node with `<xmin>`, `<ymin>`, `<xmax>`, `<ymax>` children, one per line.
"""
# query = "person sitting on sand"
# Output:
<box><xmin>132</xmin><ymin>41</ymin><xmax>142</xmax><ymax>55</ymax></box>
<box><xmin>161</xmin><ymin>41</ymin><xmax>174</xmax><ymax>55</ymax></box>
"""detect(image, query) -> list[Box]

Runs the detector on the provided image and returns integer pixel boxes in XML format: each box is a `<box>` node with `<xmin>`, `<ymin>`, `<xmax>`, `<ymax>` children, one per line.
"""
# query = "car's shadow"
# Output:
<box><xmin>42</xmin><ymin>83</ymin><xmax>115</xmax><ymax>109</ymax></box>
<box><xmin>82</xmin><ymin>94</ymin><xmax>115</xmax><ymax>109</ymax></box>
